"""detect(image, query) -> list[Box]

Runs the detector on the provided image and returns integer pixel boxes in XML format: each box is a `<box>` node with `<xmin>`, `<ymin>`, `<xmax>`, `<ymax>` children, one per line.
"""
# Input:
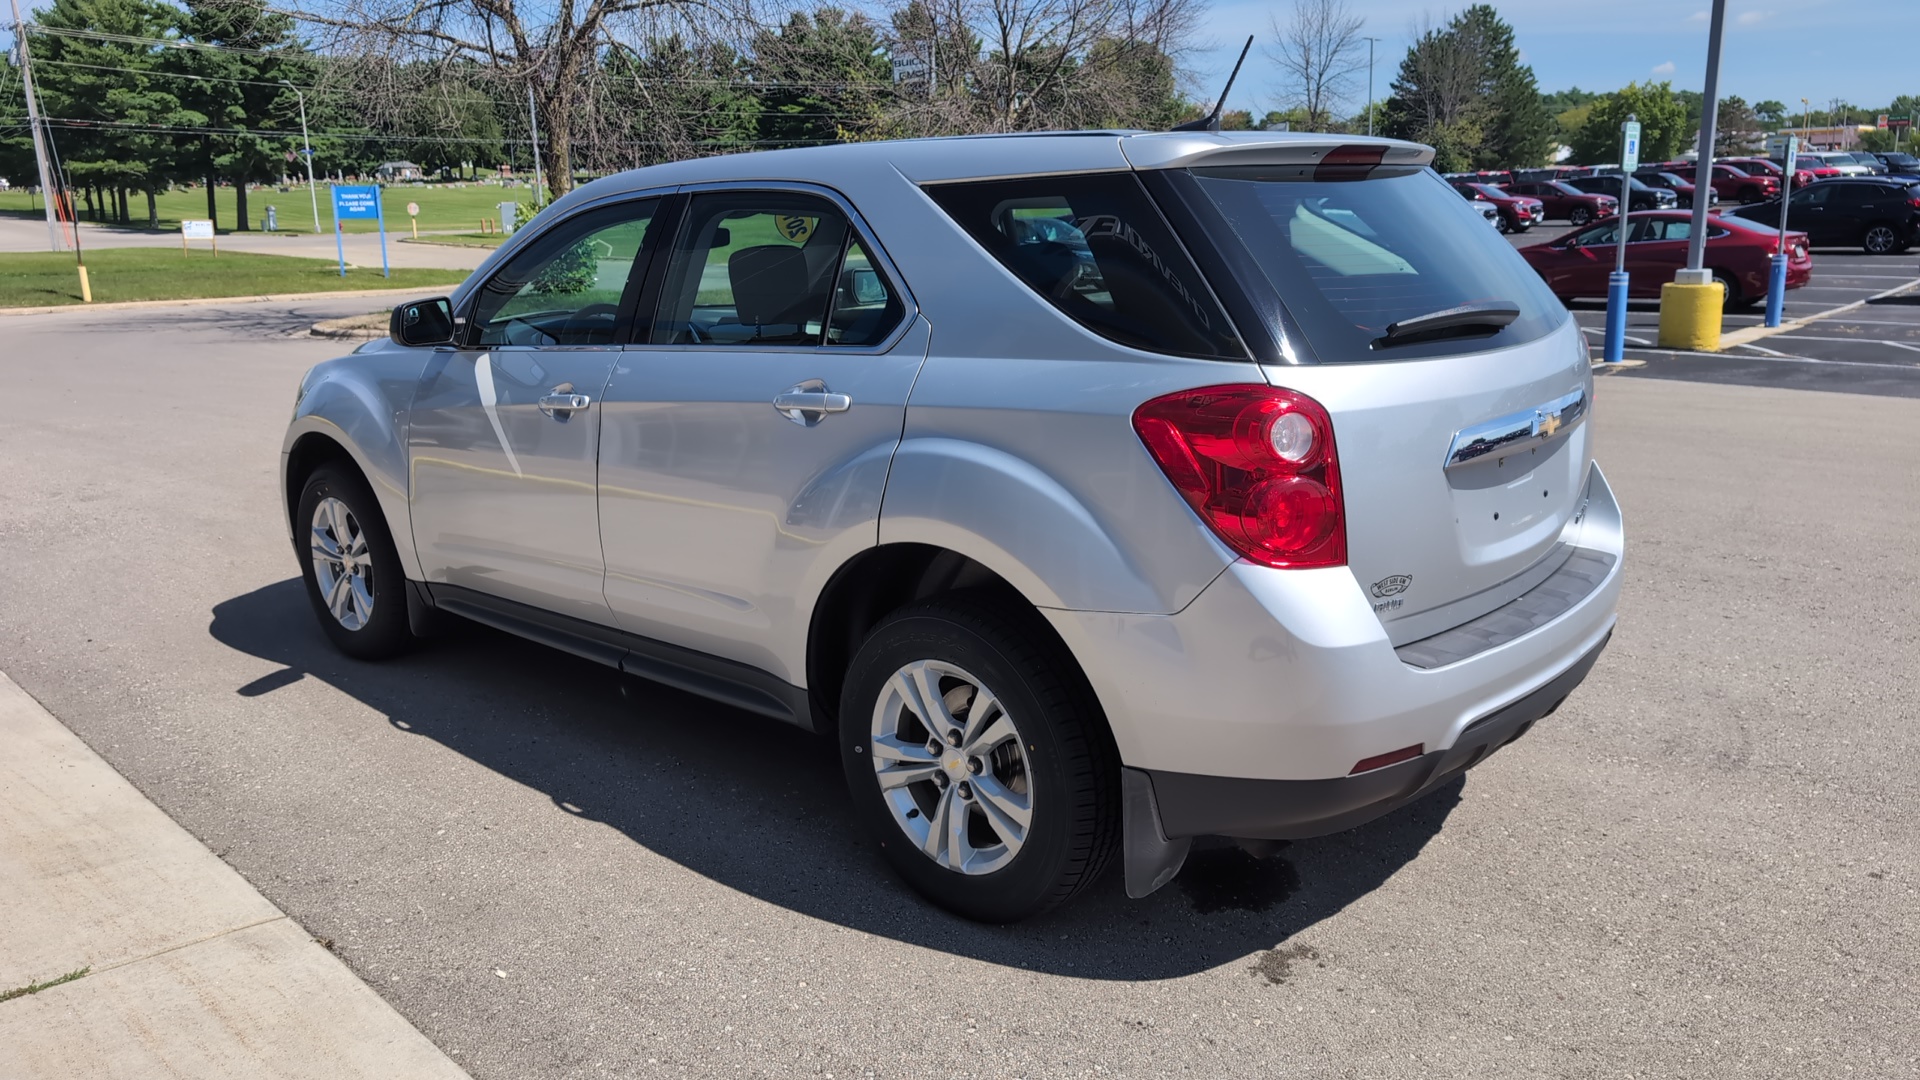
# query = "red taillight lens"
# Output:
<box><xmin>1133</xmin><ymin>385</ymin><xmax>1346</xmax><ymax>569</ymax></box>
<box><xmin>1351</xmin><ymin>744</ymin><xmax>1425</xmax><ymax>774</ymax></box>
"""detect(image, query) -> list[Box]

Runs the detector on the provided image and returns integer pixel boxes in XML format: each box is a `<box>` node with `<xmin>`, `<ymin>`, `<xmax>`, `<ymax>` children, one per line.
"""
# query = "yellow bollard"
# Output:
<box><xmin>1657</xmin><ymin>282</ymin><xmax>1722</xmax><ymax>352</ymax></box>
<box><xmin>77</xmin><ymin>264</ymin><xmax>92</xmax><ymax>303</ymax></box>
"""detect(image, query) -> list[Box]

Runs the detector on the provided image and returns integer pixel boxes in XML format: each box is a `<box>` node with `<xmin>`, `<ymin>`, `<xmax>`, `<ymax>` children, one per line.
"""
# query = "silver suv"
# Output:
<box><xmin>284</xmin><ymin>132</ymin><xmax>1622</xmax><ymax>922</ymax></box>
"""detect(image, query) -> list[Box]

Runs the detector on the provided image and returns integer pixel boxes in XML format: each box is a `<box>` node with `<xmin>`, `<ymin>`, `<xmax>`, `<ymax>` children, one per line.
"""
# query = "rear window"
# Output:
<box><xmin>1188</xmin><ymin>167</ymin><xmax>1566</xmax><ymax>361</ymax></box>
<box><xmin>923</xmin><ymin>173</ymin><xmax>1244</xmax><ymax>360</ymax></box>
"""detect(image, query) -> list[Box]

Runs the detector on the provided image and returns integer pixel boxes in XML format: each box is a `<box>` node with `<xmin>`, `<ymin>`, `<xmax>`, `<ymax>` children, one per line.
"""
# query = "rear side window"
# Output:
<box><xmin>1188</xmin><ymin>167</ymin><xmax>1566</xmax><ymax>361</ymax></box>
<box><xmin>924</xmin><ymin>174</ymin><xmax>1244</xmax><ymax>360</ymax></box>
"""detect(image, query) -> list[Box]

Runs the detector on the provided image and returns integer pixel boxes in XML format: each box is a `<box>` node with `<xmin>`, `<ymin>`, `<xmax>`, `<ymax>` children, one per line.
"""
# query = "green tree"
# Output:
<box><xmin>30</xmin><ymin>0</ymin><xmax>193</xmax><ymax>227</ymax></box>
<box><xmin>602</xmin><ymin>37</ymin><xmax>757</xmax><ymax>164</ymax></box>
<box><xmin>1570</xmin><ymin>81</ymin><xmax>1688</xmax><ymax>165</ymax></box>
<box><xmin>1754</xmin><ymin>99</ymin><xmax>1787</xmax><ymax>128</ymax></box>
<box><xmin>1451</xmin><ymin>5</ymin><xmax>1551</xmax><ymax>168</ymax></box>
<box><xmin>752</xmin><ymin>8</ymin><xmax>893</xmax><ymax>148</ymax></box>
<box><xmin>1714</xmin><ymin>95</ymin><xmax>1762</xmax><ymax>156</ymax></box>
<box><xmin>172</xmin><ymin>0</ymin><xmax>308</xmax><ymax>231</ymax></box>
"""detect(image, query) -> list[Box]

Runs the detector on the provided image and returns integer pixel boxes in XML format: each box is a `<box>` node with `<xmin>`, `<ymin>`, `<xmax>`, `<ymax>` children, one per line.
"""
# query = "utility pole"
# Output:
<box><xmin>526</xmin><ymin>85</ymin><xmax>545</xmax><ymax>206</ymax></box>
<box><xmin>9</xmin><ymin>0</ymin><xmax>66</xmax><ymax>251</ymax></box>
<box><xmin>279</xmin><ymin>80</ymin><xmax>320</xmax><ymax>234</ymax></box>
<box><xmin>1363</xmin><ymin>36</ymin><xmax>1381</xmax><ymax>137</ymax></box>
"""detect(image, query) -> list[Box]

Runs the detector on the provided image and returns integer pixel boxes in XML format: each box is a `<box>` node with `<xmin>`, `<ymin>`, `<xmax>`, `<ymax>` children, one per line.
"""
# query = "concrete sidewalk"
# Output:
<box><xmin>0</xmin><ymin>673</ymin><xmax>469</xmax><ymax>1079</ymax></box>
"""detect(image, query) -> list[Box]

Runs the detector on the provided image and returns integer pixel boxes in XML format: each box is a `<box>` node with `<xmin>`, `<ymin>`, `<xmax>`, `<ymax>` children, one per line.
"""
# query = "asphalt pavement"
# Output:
<box><xmin>0</xmin><ymin>294</ymin><xmax>1915</xmax><ymax>1079</ymax></box>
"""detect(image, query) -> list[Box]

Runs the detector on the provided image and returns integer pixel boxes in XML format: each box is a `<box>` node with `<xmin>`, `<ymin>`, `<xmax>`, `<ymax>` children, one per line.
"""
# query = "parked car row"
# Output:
<box><xmin>1727</xmin><ymin>176</ymin><xmax>1920</xmax><ymax>254</ymax></box>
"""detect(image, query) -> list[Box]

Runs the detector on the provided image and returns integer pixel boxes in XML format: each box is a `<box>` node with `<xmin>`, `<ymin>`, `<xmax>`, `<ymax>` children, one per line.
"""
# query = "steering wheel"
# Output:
<box><xmin>556</xmin><ymin>302</ymin><xmax>620</xmax><ymax>344</ymax></box>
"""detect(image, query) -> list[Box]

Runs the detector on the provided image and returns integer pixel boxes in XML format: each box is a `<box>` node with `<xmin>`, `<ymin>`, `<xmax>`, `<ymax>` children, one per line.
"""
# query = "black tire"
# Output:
<box><xmin>839</xmin><ymin>595</ymin><xmax>1118</xmax><ymax>922</ymax></box>
<box><xmin>1569</xmin><ymin>207</ymin><xmax>1592</xmax><ymax>227</ymax></box>
<box><xmin>295</xmin><ymin>463</ymin><xmax>413</xmax><ymax>660</ymax></box>
<box><xmin>1863</xmin><ymin>223</ymin><xmax>1900</xmax><ymax>255</ymax></box>
<box><xmin>1712</xmin><ymin>271</ymin><xmax>1755</xmax><ymax>310</ymax></box>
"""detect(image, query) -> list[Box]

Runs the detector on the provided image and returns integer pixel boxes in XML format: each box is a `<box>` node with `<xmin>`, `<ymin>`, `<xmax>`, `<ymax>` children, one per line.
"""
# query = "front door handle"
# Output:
<box><xmin>773</xmin><ymin>381</ymin><xmax>852</xmax><ymax>425</ymax></box>
<box><xmin>538</xmin><ymin>392</ymin><xmax>591</xmax><ymax>417</ymax></box>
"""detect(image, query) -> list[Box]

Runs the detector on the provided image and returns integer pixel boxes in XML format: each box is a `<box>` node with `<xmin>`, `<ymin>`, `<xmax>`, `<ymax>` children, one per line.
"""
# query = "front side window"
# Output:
<box><xmin>924</xmin><ymin>173</ymin><xmax>1244</xmax><ymax>360</ymax></box>
<box><xmin>1189</xmin><ymin>167</ymin><xmax>1566</xmax><ymax>361</ymax></box>
<box><xmin>468</xmin><ymin>200</ymin><xmax>658</xmax><ymax>347</ymax></box>
<box><xmin>649</xmin><ymin>191</ymin><xmax>904</xmax><ymax>348</ymax></box>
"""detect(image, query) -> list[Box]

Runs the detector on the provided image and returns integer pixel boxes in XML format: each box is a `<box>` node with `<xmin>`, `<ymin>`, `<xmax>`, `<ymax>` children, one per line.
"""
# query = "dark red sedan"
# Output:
<box><xmin>1721</xmin><ymin>157</ymin><xmax>1816</xmax><ymax>191</ymax></box>
<box><xmin>1499</xmin><ymin>180</ymin><xmax>1618</xmax><ymax>225</ymax></box>
<box><xmin>1518</xmin><ymin>210</ymin><xmax>1812</xmax><ymax>307</ymax></box>
<box><xmin>1666</xmin><ymin>163</ymin><xmax>1781</xmax><ymax>204</ymax></box>
<box><xmin>1449</xmin><ymin>181</ymin><xmax>1545</xmax><ymax>232</ymax></box>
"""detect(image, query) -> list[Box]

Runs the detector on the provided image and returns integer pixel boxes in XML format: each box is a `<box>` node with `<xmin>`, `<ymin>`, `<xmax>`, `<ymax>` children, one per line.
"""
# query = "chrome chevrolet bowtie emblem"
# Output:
<box><xmin>1536</xmin><ymin>410</ymin><xmax>1561</xmax><ymax>439</ymax></box>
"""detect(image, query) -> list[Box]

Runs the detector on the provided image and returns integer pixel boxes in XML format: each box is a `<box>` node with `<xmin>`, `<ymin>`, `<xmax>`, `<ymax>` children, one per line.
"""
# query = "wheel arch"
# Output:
<box><xmin>284</xmin><ymin>376</ymin><xmax>421</xmax><ymax>581</ymax></box>
<box><xmin>805</xmin><ymin>543</ymin><xmax>1111</xmax><ymax>749</ymax></box>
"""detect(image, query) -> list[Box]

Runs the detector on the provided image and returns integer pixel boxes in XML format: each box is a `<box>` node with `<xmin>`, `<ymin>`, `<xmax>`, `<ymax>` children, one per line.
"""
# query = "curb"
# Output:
<box><xmin>0</xmin><ymin>286</ymin><xmax>451</xmax><ymax>318</ymax></box>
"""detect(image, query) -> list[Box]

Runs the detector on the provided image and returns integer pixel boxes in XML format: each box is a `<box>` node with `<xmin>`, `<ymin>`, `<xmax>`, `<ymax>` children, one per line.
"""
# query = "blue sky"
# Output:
<box><xmin>1194</xmin><ymin>0</ymin><xmax>1914</xmax><ymax>120</ymax></box>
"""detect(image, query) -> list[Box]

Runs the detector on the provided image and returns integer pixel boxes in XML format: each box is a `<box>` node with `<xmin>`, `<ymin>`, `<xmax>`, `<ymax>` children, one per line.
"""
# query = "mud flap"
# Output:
<box><xmin>1122</xmin><ymin>767</ymin><xmax>1191</xmax><ymax>898</ymax></box>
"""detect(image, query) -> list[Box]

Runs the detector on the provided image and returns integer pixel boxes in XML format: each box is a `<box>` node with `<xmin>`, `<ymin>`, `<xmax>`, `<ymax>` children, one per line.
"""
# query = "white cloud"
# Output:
<box><xmin>1737</xmin><ymin>10</ymin><xmax>1773</xmax><ymax>24</ymax></box>
<box><xmin>1652</xmin><ymin>61</ymin><xmax>1678</xmax><ymax>76</ymax></box>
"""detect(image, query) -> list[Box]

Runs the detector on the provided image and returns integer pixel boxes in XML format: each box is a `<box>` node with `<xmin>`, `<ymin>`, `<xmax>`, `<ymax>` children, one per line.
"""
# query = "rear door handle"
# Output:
<box><xmin>538</xmin><ymin>392</ymin><xmax>591</xmax><ymax>416</ymax></box>
<box><xmin>773</xmin><ymin>382</ymin><xmax>851</xmax><ymax>425</ymax></box>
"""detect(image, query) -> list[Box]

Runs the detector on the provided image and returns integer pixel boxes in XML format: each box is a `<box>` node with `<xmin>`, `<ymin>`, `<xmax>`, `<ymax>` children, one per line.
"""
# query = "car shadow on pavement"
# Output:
<box><xmin>211</xmin><ymin>579</ymin><xmax>1460</xmax><ymax>982</ymax></box>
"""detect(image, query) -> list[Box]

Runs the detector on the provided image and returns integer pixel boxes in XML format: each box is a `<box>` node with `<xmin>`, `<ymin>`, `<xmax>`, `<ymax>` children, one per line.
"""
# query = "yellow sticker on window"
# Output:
<box><xmin>775</xmin><ymin>215</ymin><xmax>815</xmax><ymax>243</ymax></box>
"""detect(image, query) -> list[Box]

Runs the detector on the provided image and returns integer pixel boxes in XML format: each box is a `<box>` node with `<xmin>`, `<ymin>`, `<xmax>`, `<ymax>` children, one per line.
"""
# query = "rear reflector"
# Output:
<box><xmin>1350</xmin><ymin>744</ymin><xmax>1425</xmax><ymax>775</ymax></box>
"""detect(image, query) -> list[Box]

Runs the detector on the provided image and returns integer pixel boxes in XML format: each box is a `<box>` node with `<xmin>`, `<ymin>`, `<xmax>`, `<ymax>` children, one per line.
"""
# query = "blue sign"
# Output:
<box><xmin>330</xmin><ymin>185</ymin><xmax>390</xmax><ymax>279</ymax></box>
<box><xmin>333</xmin><ymin>185</ymin><xmax>382</xmax><ymax>220</ymax></box>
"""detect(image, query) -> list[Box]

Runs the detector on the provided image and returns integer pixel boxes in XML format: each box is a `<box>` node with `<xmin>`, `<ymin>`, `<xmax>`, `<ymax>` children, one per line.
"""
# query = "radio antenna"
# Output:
<box><xmin>1173</xmin><ymin>36</ymin><xmax>1254</xmax><ymax>132</ymax></box>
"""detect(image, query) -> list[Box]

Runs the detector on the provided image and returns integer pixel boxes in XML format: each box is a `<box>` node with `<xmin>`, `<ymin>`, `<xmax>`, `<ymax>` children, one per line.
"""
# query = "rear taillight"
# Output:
<box><xmin>1133</xmin><ymin>385</ymin><xmax>1346</xmax><ymax>569</ymax></box>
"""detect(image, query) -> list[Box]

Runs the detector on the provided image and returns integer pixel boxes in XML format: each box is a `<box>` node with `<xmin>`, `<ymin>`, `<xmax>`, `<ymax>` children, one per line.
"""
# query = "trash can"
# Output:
<box><xmin>265</xmin><ymin>205</ymin><xmax>278</xmax><ymax>231</ymax></box>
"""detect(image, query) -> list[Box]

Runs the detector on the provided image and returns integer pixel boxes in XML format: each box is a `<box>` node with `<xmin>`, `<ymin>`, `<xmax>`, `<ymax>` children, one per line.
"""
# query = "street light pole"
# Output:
<box><xmin>1362</xmin><ymin>36</ymin><xmax>1381</xmax><ymax>137</ymax></box>
<box><xmin>1682</xmin><ymin>0</ymin><xmax>1727</xmax><ymax>276</ymax></box>
<box><xmin>279</xmin><ymin>80</ymin><xmax>320</xmax><ymax>234</ymax></box>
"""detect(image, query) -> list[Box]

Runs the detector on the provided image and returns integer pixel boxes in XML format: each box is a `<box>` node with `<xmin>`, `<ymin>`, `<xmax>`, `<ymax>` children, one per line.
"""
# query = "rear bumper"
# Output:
<box><xmin>1045</xmin><ymin>463</ymin><xmax>1623</xmax><ymax>785</ymax></box>
<box><xmin>1138</xmin><ymin>630</ymin><xmax>1607</xmax><ymax>840</ymax></box>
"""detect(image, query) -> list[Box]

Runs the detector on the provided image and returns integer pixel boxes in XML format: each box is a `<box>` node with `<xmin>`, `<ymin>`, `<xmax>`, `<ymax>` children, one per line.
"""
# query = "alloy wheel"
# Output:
<box><xmin>310</xmin><ymin>496</ymin><xmax>374</xmax><ymax>631</ymax></box>
<box><xmin>869</xmin><ymin>659</ymin><xmax>1033</xmax><ymax>876</ymax></box>
<box><xmin>1865</xmin><ymin>225</ymin><xmax>1898</xmax><ymax>254</ymax></box>
<box><xmin>1570</xmin><ymin>208</ymin><xmax>1591</xmax><ymax>226</ymax></box>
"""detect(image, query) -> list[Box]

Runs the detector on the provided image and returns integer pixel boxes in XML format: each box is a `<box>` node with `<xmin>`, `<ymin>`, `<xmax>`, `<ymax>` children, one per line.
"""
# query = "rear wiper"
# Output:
<box><xmin>1374</xmin><ymin>301</ymin><xmax>1521</xmax><ymax>348</ymax></box>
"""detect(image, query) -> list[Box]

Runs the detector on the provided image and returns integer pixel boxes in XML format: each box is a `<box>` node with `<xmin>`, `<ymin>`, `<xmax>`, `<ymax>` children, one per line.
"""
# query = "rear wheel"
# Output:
<box><xmin>296</xmin><ymin>464</ymin><xmax>413</xmax><ymax>659</ymax></box>
<box><xmin>1569</xmin><ymin>207</ymin><xmax>1592</xmax><ymax>227</ymax></box>
<box><xmin>1863</xmin><ymin>224</ymin><xmax>1900</xmax><ymax>255</ymax></box>
<box><xmin>840</xmin><ymin>596</ymin><xmax>1117</xmax><ymax>922</ymax></box>
<box><xmin>1712</xmin><ymin>271</ymin><xmax>1755</xmax><ymax>310</ymax></box>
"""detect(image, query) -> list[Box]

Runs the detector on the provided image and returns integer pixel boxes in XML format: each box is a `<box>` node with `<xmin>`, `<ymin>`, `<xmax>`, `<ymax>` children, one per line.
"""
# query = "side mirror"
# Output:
<box><xmin>391</xmin><ymin>297</ymin><xmax>455</xmax><ymax>347</ymax></box>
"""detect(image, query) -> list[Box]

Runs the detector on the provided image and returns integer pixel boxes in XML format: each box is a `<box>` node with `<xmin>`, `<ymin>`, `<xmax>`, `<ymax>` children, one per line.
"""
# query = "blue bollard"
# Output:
<box><xmin>1603</xmin><ymin>271</ymin><xmax>1630</xmax><ymax>363</ymax></box>
<box><xmin>1764</xmin><ymin>253</ymin><xmax>1788</xmax><ymax>328</ymax></box>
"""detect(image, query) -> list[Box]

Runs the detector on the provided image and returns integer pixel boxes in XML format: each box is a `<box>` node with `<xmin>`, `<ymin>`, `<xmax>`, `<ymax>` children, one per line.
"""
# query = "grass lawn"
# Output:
<box><xmin>0</xmin><ymin>248</ymin><xmax>468</xmax><ymax>307</ymax></box>
<box><xmin>0</xmin><ymin>182</ymin><xmax>541</xmax><ymax>236</ymax></box>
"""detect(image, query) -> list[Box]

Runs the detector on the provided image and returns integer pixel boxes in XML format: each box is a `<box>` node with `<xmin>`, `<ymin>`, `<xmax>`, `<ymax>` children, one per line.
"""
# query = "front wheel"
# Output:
<box><xmin>1863</xmin><ymin>224</ymin><xmax>1901</xmax><ymax>255</ymax></box>
<box><xmin>840</xmin><ymin>597</ymin><xmax>1118</xmax><ymax>922</ymax></box>
<box><xmin>1569</xmin><ymin>207</ymin><xmax>1592</xmax><ymax>227</ymax></box>
<box><xmin>296</xmin><ymin>464</ymin><xmax>413</xmax><ymax>659</ymax></box>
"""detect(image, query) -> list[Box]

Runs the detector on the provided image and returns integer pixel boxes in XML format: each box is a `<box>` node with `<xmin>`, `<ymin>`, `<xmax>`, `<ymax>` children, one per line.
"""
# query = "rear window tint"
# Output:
<box><xmin>924</xmin><ymin>173</ymin><xmax>1244</xmax><ymax>360</ymax></box>
<box><xmin>1189</xmin><ymin>167</ymin><xmax>1566</xmax><ymax>361</ymax></box>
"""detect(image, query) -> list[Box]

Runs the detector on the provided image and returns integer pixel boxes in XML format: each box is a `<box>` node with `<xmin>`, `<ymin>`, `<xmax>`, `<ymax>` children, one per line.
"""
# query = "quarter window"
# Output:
<box><xmin>468</xmin><ymin>200</ymin><xmax>658</xmax><ymax>347</ymax></box>
<box><xmin>924</xmin><ymin>173</ymin><xmax>1244</xmax><ymax>360</ymax></box>
<box><xmin>649</xmin><ymin>191</ymin><xmax>904</xmax><ymax>348</ymax></box>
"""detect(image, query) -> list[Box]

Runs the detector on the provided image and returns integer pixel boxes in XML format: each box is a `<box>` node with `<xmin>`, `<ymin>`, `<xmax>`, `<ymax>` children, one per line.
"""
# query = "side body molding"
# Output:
<box><xmin>281</xmin><ymin>348</ymin><xmax>430</xmax><ymax>582</ymax></box>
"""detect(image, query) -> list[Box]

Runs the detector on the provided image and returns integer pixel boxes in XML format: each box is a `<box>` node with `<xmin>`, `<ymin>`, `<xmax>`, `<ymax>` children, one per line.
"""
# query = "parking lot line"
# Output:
<box><xmin>1779</xmin><ymin>335</ymin><xmax>1920</xmax><ymax>353</ymax></box>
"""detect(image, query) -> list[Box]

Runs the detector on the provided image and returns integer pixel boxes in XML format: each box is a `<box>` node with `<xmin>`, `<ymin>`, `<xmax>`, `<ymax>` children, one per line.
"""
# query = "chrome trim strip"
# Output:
<box><xmin>1444</xmin><ymin>388</ymin><xmax>1586</xmax><ymax>469</ymax></box>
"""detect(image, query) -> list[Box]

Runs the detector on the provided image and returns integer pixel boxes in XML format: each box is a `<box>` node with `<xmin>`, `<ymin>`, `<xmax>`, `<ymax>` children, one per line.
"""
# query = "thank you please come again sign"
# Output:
<box><xmin>331</xmin><ymin>185</ymin><xmax>391</xmax><ymax>278</ymax></box>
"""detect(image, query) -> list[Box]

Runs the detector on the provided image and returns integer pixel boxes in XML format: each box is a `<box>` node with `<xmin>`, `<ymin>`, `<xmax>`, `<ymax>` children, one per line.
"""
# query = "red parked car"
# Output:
<box><xmin>1449</xmin><ymin>181</ymin><xmax>1545</xmax><ymax>232</ymax></box>
<box><xmin>1722</xmin><ymin>157</ymin><xmax>1816</xmax><ymax>191</ymax></box>
<box><xmin>1666</xmin><ymin>163</ymin><xmax>1780</xmax><ymax>204</ymax></box>
<box><xmin>1500</xmin><ymin>180</ymin><xmax>1618</xmax><ymax>225</ymax></box>
<box><xmin>1518</xmin><ymin>210</ymin><xmax>1812</xmax><ymax>308</ymax></box>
